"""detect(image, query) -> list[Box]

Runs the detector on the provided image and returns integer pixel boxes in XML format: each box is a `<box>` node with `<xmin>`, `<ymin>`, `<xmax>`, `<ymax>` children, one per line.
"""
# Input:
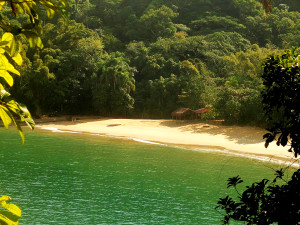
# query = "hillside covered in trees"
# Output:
<box><xmin>5</xmin><ymin>0</ymin><xmax>300</xmax><ymax>125</ymax></box>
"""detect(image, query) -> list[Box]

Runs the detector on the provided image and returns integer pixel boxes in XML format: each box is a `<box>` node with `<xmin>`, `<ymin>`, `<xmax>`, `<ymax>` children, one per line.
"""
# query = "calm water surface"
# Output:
<box><xmin>0</xmin><ymin>129</ymin><xmax>285</xmax><ymax>224</ymax></box>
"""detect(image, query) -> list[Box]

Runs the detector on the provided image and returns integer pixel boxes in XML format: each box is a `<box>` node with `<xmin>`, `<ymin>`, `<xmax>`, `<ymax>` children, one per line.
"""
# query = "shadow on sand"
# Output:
<box><xmin>160</xmin><ymin>120</ymin><xmax>265</xmax><ymax>145</ymax></box>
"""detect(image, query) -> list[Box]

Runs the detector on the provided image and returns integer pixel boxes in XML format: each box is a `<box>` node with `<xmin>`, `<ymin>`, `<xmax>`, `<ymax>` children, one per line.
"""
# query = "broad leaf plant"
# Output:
<box><xmin>0</xmin><ymin>0</ymin><xmax>67</xmax><ymax>224</ymax></box>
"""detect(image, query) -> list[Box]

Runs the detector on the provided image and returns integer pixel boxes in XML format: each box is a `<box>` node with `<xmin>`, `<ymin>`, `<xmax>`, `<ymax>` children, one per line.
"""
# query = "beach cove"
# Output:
<box><xmin>37</xmin><ymin>117</ymin><xmax>295</xmax><ymax>165</ymax></box>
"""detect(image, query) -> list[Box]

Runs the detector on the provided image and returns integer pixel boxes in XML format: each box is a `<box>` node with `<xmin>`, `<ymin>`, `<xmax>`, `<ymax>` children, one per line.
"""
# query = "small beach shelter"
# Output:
<box><xmin>171</xmin><ymin>108</ymin><xmax>197</xmax><ymax>120</ymax></box>
<box><xmin>194</xmin><ymin>107</ymin><xmax>212</xmax><ymax>115</ymax></box>
<box><xmin>195</xmin><ymin>107</ymin><xmax>212</xmax><ymax>119</ymax></box>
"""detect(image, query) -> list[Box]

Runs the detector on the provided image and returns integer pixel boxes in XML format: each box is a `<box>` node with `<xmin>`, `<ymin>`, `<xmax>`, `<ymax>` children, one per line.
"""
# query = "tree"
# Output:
<box><xmin>12</xmin><ymin>53</ymin><xmax>57</xmax><ymax>115</ymax></box>
<box><xmin>31</xmin><ymin>19</ymin><xmax>104</xmax><ymax>114</ymax></box>
<box><xmin>0</xmin><ymin>0</ymin><xmax>67</xmax><ymax>224</ymax></box>
<box><xmin>177</xmin><ymin>60</ymin><xmax>204</xmax><ymax>109</ymax></box>
<box><xmin>190</xmin><ymin>16</ymin><xmax>246</xmax><ymax>35</ymax></box>
<box><xmin>137</xmin><ymin>5</ymin><xmax>178</xmax><ymax>41</ymax></box>
<box><xmin>216</xmin><ymin>49</ymin><xmax>300</xmax><ymax>224</ymax></box>
<box><xmin>215</xmin><ymin>45</ymin><xmax>278</xmax><ymax>125</ymax></box>
<box><xmin>92</xmin><ymin>52</ymin><xmax>136</xmax><ymax>116</ymax></box>
<box><xmin>140</xmin><ymin>75</ymin><xmax>180</xmax><ymax>117</ymax></box>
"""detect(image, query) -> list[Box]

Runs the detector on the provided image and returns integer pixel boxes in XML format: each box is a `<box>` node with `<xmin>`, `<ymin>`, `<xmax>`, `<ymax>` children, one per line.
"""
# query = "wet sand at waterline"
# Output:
<box><xmin>37</xmin><ymin>117</ymin><xmax>295</xmax><ymax>164</ymax></box>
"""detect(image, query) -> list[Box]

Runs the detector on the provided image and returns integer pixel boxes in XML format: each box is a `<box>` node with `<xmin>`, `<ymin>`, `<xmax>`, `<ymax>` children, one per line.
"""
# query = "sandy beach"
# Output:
<box><xmin>37</xmin><ymin>117</ymin><xmax>296</xmax><ymax>164</ymax></box>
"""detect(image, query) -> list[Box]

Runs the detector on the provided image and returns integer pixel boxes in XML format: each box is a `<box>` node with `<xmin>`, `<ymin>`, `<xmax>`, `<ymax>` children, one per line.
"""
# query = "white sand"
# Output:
<box><xmin>37</xmin><ymin>118</ymin><xmax>296</xmax><ymax>163</ymax></box>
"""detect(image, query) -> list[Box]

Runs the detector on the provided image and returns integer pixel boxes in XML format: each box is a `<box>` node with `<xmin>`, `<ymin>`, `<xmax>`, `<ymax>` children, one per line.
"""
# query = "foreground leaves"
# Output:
<box><xmin>0</xmin><ymin>0</ymin><xmax>68</xmax><ymax>140</ymax></box>
<box><xmin>0</xmin><ymin>89</ymin><xmax>35</xmax><ymax>144</ymax></box>
<box><xmin>217</xmin><ymin>168</ymin><xmax>300</xmax><ymax>224</ymax></box>
<box><xmin>262</xmin><ymin>48</ymin><xmax>300</xmax><ymax>157</ymax></box>
<box><xmin>0</xmin><ymin>196</ymin><xmax>21</xmax><ymax>225</ymax></box>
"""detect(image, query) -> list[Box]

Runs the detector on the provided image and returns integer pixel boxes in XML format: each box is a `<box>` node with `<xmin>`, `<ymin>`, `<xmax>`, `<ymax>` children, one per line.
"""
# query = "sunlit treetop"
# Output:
<box><xmin>0</xmin><ymin>0</ymin><xmax>68</xmax><ymax>47</ymax></box>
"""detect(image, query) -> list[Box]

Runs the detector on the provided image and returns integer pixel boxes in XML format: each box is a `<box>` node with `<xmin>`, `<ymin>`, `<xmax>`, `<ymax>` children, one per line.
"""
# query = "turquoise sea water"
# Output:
<box><xmin>0</xmin><ymin>129</ymin><xmax>287</xmax><ymax>224</ymax></box>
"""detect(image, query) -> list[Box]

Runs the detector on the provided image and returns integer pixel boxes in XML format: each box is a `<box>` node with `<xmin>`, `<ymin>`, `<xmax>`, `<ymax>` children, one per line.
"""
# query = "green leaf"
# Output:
<box><xmin>45</xmin><ymin>7</ymin><xmax>56</xmax><ymax>19</ymax></box>
<box><xmin>227</xmin><ymin>176</ymin><xmax>243</xmax><ymax>188</ymax></box>
<box><xmin>9</xmin><ymin>36</ymin><xmax>20</xmax><ymax>57</ymax></box>
<box><xmin>281</xmin><ymin>134</ymin><xmax>288</xmax><ymax>147</ymax></box>
<box><xmin>0</xmin><ymin>88</ymin><xmax>34</xmax><ymax>142</ymax></box>
<box><xmin>21</xmin><ymin>31</ymin><xmax>44</xmax><ymax>49</ymax></box>
<box><xmin>0</xmin><ymin>70</ymin><xmax>14</xmax><ymax>86</ymax></box>
<box><xmin>5</xmin><ymin>101</ymin><xmax>20</xmax><ymax>114</ymax></box>
<box><xmin>12</xmin><ymin>53</ymin><xmax>23</xmax><ymax>66</ymax></box>
<box><xmin>0</xmin><ymin>106</ymin><xmax>12</xmax><ymax>129</ymax></box>
<box><xmin>6</xmin><ymin>101</ymin><xmax>35</xmax><ymax>130</ymax></box>
<box><xmin>0</xmin><ymin>41</ymin><xmax>9</xmax><ymax>47</ymax></box>
<box><xmin>0</xmin><ymin>54</ymin><xmax>21</xmax><ymax>76</ymax></box>
<box><xmin>0</xmin><ymin>2</ymin><xmax>5</xmax><ymax>10</ymax></box>
<box><xmin>0</xmin><ymin>89</ymin><xmax>11</xmax><ymax>99</ymax></box>
<box><xmin>0</xmin><ymin>213</ymin><xmax>17</xmax><ymax>225</ymax></box>
<box><xmin>5</xmin><ymin>108</ymin><xmax>25</xmax><ymax>144</ymax></box>
<box><xmin>0</xmin><ymin>196</ymin><xmax>11</xmax><ymax>202</ymax></box>
<box><xmin>1</xmin><ymin>33</ymin><xmax>13</xmax><ymax>45</ymax></box>
<box><xmin>0</xmin><ymin>196</ymin><xmax>21</xmax><ymax>225</ymax></box>
<box><xmin>1</xmin><ymin>202</ymin><xmax>21</xmax><ymax>218</ymax></box>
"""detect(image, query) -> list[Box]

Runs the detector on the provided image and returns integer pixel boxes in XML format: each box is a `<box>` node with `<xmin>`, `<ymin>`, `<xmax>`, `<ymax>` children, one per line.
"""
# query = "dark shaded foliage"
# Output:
<box><xmin>262</xmin><ymin>49</ymin><xmax>300</xmax><ymax>157</ymax></box>
<box><xmin>217</xmin><ymin>167</ymin><xmax>300</xmax><ymax>224</ymax></box>
<box><xmin>217</xmin><ymin>49</ymin><xmax>300</xmax><ymax>224</ymax></box>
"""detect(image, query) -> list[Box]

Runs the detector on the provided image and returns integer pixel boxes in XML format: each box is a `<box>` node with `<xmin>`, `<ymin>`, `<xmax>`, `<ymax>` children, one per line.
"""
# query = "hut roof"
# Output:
<box><xmin>194</xmin><ymin>107</ymin><xmax>212</xmax><ymax>114</ymax></box>
<box><xmin>171</xmin><ymin>108</ymin><xmax>196</xmax><ymax>116</ymax></box>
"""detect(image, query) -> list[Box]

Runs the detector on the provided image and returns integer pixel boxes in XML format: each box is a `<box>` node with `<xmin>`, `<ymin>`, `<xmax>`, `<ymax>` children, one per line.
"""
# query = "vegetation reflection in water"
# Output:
<box><xmin>0</xmin><ymin>129</ymin><xmax>284</xmax><ymax>224</ymax></box>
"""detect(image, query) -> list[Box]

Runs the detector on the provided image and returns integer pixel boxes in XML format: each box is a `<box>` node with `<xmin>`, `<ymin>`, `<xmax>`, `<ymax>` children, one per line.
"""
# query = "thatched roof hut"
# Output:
<box><xmin>171</xmin><ymin>108</ymin><xmax>197</xmax><ymax>120</ymax></box>
<box><xmin>194</xmin><ymin>107</ymin><xmax>212</xmax><ymax>114</ymax></box>
<box><xmin>171</xmin><ymin>107</ymin><xmax>212</xmax><ymax>120</ymax></box>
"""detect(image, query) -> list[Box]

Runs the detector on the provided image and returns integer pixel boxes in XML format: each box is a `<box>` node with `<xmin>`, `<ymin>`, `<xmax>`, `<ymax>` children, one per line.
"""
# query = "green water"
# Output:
<box><xmin>0</xmin><ymin>129</ymin><xmax>285</xmax><ymax>224</ymax></box>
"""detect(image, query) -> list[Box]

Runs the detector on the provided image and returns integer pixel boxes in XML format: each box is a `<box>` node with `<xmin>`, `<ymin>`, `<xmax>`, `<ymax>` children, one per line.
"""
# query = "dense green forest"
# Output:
<box><xmin>5</xmin><ymin>0</ymin><xmax>300</xmax><ymax>124</ymax></box>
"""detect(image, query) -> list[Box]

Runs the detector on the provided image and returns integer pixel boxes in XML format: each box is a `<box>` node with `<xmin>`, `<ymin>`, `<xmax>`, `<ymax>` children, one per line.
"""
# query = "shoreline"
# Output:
<box><xmin>36</xmin><ymin>117</ymin><xmax>297</xmax><ymax>166</ymax></box>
